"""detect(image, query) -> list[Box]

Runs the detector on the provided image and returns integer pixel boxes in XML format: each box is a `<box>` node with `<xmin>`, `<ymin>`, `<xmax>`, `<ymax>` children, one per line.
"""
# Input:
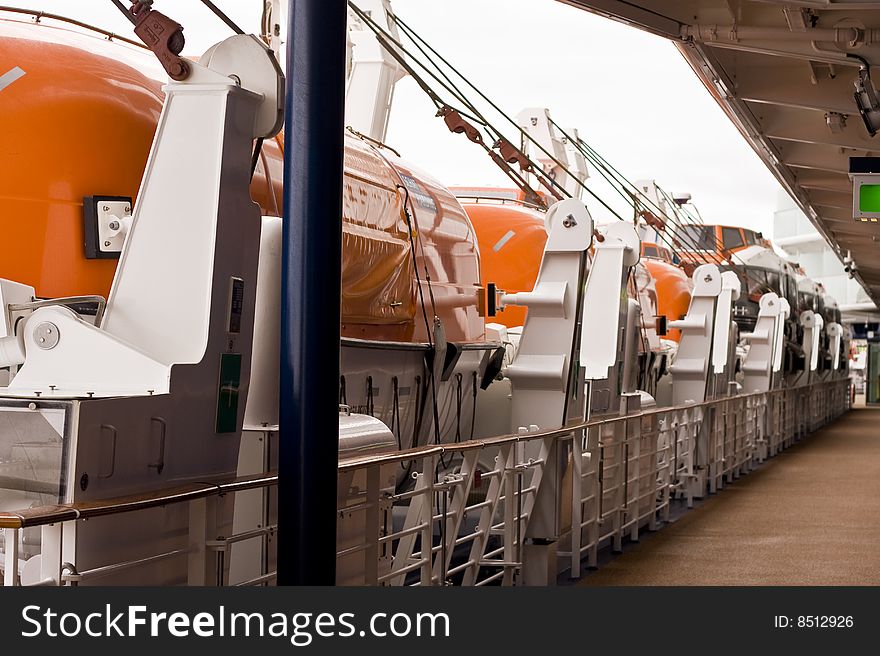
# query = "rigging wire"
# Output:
<box><xmin>397</xmin><ymin>184</ymin><xmax>435</xmax><ymax>347</ymax></box>
<box><xmin>109</xmin><ymin>0</ymin><xmax>136</xmax><ymax>24</ymax></box>
<box><xmin>350</xmin><ymin>2</ymin><xmax>594</xmax><ymax>210</ymax></box>
<box><xmin>390</xmin><ymin>12</ymin><xmax>581</xmax><ymax>190</ymax></box>
<box><xmin>382</xmin><ymin>2</ymin><xmax>743</xmax><ymax>261</ymax></box>
<box><xmin>372</xmin><ymin>10</ymin><xmax>751</xmax><ymax>353</ymax></box>
<box><xmin>553</xmin><ymin>116</ymin><xmax>770</xmax><ymax>289</ymax></box>
<box><xmin>348</xmin><ymin>3</ymin><xmax>483</xmax><ymax>122</ymax></box>
<box><xmin>348</xmin><ymin>3</ymin><xmax>553</xmax><ymax>205</ymax></box>
<box><xmin>198</xmin><ymin>0</ymin><xmax>245</xmax><ymax>35</ymax></box>
<box><xmin>387</xmin><ymin>8</ymin><xmax>682</xmax><ymax>224</ymax></box>
<box><xmin>352</xmin><ymin>3</ymin><xmax>786</xmax><ymax>310</ymax></box>
<box><xmin>568</xmin><ymin>122</ymin><xmax>765</xmax><ymax>281</ymax></box>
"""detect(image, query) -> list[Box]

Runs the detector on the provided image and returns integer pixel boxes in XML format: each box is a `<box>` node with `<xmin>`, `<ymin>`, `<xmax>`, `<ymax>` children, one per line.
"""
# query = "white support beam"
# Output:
<box><xmin>345</xmin><ymin>0</ymin><xmax>406</xmax><ymax>142</ymax></box>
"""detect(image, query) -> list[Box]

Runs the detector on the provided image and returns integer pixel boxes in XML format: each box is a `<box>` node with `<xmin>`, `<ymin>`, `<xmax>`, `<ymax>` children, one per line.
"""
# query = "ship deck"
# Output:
<box><xmin>579</xmin><ymin>405</ymin><xmax>880</xmax><ymax>586</ymax></box>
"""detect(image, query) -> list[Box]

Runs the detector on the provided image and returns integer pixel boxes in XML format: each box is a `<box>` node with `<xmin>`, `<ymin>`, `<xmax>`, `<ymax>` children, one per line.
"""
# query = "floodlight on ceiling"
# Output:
<box><xmin>853</xmin><ymin>57</ymin><xmax>880</xmax><ymax>137</ymax></box>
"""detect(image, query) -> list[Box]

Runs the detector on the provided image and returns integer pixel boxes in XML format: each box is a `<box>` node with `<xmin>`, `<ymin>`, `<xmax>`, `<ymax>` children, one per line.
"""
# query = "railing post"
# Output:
<box><xmin>420</xmin><ymin>455</ymin><xmax>437</xmax><ymax>586</ymax></box>
<box><xmin>570</xmin><ymin>427</ymin><xmax>584</xmax><ymax>578</ymax></box>
<box><xmin>364</xmin><ymin>464</ymin><xmax>380</xmax><ymax>586</ymax></box>
<box><xmin>40</xmin><ymin>523</ymin><xmax>62</xmax><ymax>586</ymax></box>
<box><xmin>587</xmin><ymin>426</ymin><xmax>601</xmax><ymax>563</ymax></box>
<box><xmin>503</xmin><ymin>456</ymin><xmax>517</xmax><ymax>585</ymax></box>
<box><xmin>188</xmin><ymin>496</ymin><xmax>218</xmax><ymax>586</ymax></box>
<box><xmin>631</xmin><ymin>413</ymin><xmax>642</xmax><ymax>540</ymax></box>
<box><xmin>4</xmin><ymin>528</ymin><xmax>19</xmax><ymax>586</ymax></box>
<box><xmin>708</xmin><ymin>406</ymin><xmax>718</xmax><ymax>494</ymax></box>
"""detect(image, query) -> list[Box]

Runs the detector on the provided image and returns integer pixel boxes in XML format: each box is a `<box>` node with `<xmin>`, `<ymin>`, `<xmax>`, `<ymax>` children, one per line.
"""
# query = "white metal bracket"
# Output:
<box><xmin>827</xmin><ymin>322</ymin><xmax>843</xmax><ymax>371</ymax></box>
<box><xmin>741</xmin><ymin>293</ymin><xmax>784</xmax><ymax>393</ymax></box>
<box><xmin>668</xmin><ymin>263</ymin><xmax>721</xmax><ymax>404</ymax></box>
<box><xmin>580</xmin><ymin>222</ymin><xmax>640</xmax><ymax>381</ymax></box>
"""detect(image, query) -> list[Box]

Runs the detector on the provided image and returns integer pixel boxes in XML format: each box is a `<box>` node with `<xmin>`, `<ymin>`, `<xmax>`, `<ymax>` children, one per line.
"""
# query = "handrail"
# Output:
<box><xmin>0</xmin><ymin>471</ymin><xmax>279</xmax><ymax>530</ymax></box>
<box><xmin>336</xmin><ymin>381</ymin><xmax>829</xmax><ymax>472</ymax></box>
<box><xmin>0</xmin><ymin>379</ymin><xmax>845</xmax><ymax>530</ymax></box>
<box><xmin>453</xmin><ymin>194</ymin><xmax>547</xmax><ymax>211</ymax></box>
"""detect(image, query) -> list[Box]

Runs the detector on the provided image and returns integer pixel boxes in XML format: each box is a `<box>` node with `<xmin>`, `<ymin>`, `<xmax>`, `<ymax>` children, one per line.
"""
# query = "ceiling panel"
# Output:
<box><xmin>564</xmin><ymin>0</ymin><xmax>880</xmax><ymax>305</ymax></box>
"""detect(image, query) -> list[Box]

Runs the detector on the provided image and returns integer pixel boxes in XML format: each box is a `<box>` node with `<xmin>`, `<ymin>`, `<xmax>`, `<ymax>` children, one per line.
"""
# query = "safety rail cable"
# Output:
<box><xmin>0</xmin><ymin>5</ymin><xmax>146</xmax><ymax>48</ymax></box>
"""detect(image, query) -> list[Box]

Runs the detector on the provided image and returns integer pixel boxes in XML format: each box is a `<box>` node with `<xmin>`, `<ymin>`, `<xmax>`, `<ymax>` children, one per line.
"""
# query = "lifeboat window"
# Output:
<box><xmin>799</xmin><ymin>292</ymin><xmax>816</xmax><ymax>312</ymax></box>
<box><xmin>678</xmin><ymin>225</ymin><xmax>717</xmax><ymax>251</ymax></box>
<box><xmin>722</xmin><ymin>227</ymin><xmax>745</xmax><ymax>250</ymax></box>
<box><xmin>743</xmin><ymin>229</ymin><xmax>758</xmax><ymax>245</ymax></box>
<box><xmin>783</xmin><ymin>275</ymin><xmax>798</xmax><ymax>308</ymax></box>
<box><xmin>747</xmin><ymin>270</ymin><xmax>770</xmax><ymax>298</ymax></box>
<box><xmin>643</xmin><ymin>245</ymin><xmax>659</xmax><ymax>258</ymax></box>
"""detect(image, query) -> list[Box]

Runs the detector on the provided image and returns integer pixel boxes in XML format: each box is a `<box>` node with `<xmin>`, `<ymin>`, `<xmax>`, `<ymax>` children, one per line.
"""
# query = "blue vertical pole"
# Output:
<box><xmin>279</xmin><ymin>0</ymin><xmax>345</xmax><ymax>585</ymax></box>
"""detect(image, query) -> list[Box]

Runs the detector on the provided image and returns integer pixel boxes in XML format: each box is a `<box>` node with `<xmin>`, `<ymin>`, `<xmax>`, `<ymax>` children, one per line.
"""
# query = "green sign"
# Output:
<box><xmin>216</xmin><ymin>353</ymin><xmax>242</xmax><ymax>434</ymax></box>
<box><xmin>859</xmin><ymin>183</ymin><xmax>880</xmax><ymax>213</ymax></box>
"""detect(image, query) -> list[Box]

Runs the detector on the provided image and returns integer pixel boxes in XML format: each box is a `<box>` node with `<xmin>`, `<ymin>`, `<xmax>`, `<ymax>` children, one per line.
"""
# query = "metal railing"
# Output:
<box><xmin>0</xmin><ymin>378</ymin><xmax>851</xmax><ymax>586</ymax></box>
<box><xmin>333</xmin><ymin>378</ymin><xmax>850</xmax><ymax>585</ymax></box>
<box><xmin>0</xmin><ymin>471</ymin><xmax>279</xmax><ymax>587</ymax></box>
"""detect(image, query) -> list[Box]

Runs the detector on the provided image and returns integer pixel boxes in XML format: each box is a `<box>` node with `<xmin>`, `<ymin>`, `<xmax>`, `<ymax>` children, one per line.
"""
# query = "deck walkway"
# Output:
<box><xmin>580</xmin><ymin>406</ymin><xmax>880</xmax><ymax>585</ymax></box>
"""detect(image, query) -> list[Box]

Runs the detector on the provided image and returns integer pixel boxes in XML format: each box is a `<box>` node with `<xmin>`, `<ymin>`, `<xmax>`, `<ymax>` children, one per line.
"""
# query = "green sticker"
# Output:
<box><xmin>216</xmin><ymin>353</ymin><xmax>242</xmax><ymax>434</ymax></box>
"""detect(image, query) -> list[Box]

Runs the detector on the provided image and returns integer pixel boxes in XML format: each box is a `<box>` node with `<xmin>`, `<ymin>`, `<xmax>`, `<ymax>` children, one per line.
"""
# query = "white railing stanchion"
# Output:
<box><xmin>187</xmin><ymin>497</ymin><xmax>215</xmax><ymax>586</ymax></box>
<box><xmin>4</xmin><ymin>528</ymin><xmax>19</xmax><ymax>586</ymax></box>
<box><xmin>40</xmin><ymin>523</ymin><xmax>62</xmax><ymax>586</ymax></box>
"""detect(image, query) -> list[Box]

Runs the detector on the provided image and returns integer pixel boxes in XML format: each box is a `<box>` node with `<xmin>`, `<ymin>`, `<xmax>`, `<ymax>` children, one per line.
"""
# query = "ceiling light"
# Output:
<box><xmin>853</xmin><ymin>58</ymin><xmax>880</xmax><ymax>137</ymax></box>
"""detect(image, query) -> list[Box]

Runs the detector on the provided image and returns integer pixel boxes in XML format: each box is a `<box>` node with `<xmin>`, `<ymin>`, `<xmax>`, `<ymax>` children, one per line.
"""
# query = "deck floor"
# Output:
<box><xmin>580</xmin><ymin>406</ymin><xmax>880</xmax><ymax>586</ymax></box>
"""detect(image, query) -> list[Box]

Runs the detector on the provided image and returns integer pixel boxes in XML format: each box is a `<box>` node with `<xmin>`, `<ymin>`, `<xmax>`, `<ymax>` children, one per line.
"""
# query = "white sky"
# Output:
<box><xmin>9</xmin><ymin>0</ymin><xmax>785</xmax><ymax>232</ymax></box>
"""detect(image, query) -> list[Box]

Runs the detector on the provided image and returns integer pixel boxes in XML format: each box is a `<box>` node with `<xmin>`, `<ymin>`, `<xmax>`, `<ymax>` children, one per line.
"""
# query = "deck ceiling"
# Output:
<box><xmin>562</xmin><ymin>0</ymin><xmax>880</xmax><ymax>304</ymax></box>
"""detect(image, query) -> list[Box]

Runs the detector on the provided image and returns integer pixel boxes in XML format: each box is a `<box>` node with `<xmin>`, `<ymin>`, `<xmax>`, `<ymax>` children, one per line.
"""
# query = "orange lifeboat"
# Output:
<box><xmin>459</xmin><ymin>190</ymin><xmax>692</xmax><ymax>346</ymax></box>
<box><xmin>454</xmin><ymin>194</ymin><xmax>547</xmax><ymax>328</ymax></box>
<box><xmin>0</xmin><ymin>11</ymin><xmax>483</xmax><ymax>344</ymax></box>
<box><xmin>640</xmin><ymin>242</ymin><xmax>691</xmax><ymax>342</ymax></box>
<box><xmin>0</xmin><ymin>13</ymin><xmax>283</xmax><ymax>299</ymax></box>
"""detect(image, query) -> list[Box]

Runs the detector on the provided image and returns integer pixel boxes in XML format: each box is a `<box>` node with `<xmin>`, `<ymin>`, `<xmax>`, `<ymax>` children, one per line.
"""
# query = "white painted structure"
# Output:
<box><xmin>0</xmin><ymin>34</ymin><xmax>284</xmax><ymax>585</ymax></box>
<box><xmin>741</xmin><ymin>293</ymin><xmax>788</xmax><ymax>393</ymax></box>
<box><xmin>668</xmin><ymin>264</ymin><xmax>741</xmax><ymax>405</ymax></box>
<box><xmin>345</xmin><ymin>0</ymin><xmax>406</xmax><ymax>142</ymax></box>
<box><xmin>515</xmin><ymin>108</ymin><xmax>589</xmax><ymax>200</ymax></box>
